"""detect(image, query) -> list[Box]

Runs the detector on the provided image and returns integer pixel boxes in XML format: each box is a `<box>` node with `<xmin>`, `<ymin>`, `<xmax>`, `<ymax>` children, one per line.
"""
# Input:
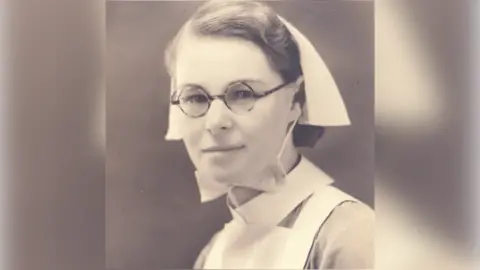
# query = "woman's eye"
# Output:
<box><xmin>183</xmin><ymin>94</ymin><xmax>208</xmax><ymax>104</ymax></box>
<box><xmin>230</xmin><ymin>90</ymin><xmax>253</xmax><ymax>100</ymax></box>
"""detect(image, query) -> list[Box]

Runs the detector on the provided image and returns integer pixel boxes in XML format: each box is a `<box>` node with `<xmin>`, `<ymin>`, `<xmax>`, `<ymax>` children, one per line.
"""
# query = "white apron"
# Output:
<box><xmin>203</xmin><ymin>185</ymin><xmax>358</xmax><ymax>269</ymax></box>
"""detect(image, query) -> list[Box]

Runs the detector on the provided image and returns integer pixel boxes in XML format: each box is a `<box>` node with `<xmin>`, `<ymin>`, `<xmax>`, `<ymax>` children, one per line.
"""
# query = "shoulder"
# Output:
<box><xmin>309</xmin><ymin>196</ymin><xmax>375</xmax><ymax>269</ymax></box>
<box><xmin>309</xmin><ymin>186</ymin><xmax>374</xmax><ymax>236</ymax></box>
<box><xmin>193</xmin><ymin>230</ymin><xmax>223</xmax><ymax>269</ymax></box>
<box><xmin>323</xmin><ymin>200</ymin><xmax>375</xmax><ymax>241</ymax></box>
<box><xmin>326</xmin><ymin>200</ymin><xmax>375</xmax><ymax>231</ymax></box>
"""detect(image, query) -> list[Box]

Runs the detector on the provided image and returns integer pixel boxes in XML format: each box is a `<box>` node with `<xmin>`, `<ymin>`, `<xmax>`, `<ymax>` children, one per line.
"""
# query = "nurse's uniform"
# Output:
<box><xmin>194</xmin><ymin>157</ymin><xmax>374</xmax><ymax>269</ymax></box>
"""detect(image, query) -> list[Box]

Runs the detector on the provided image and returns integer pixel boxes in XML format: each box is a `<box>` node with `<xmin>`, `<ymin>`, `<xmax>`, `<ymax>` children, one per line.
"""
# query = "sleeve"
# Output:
<box><xmin>307</xmin><ymin>201</ymin><xmax>375</xmax><ymax>269</ymax></box>
<box><xmin>193</xmin><ymin>232</ymin><xmax>221</xmax><ymax>269</ymax></box>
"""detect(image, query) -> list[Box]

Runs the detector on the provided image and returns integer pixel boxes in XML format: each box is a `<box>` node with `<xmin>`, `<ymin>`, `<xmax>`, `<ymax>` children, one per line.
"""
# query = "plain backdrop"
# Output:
<box><xmin>106</xmin><ymin>1</ymin><xmax>373</xmax><ymax>269</ymax></box>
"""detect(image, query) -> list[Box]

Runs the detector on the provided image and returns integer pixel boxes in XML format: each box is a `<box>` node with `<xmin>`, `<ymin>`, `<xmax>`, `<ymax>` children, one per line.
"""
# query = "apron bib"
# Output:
<box><xmin>203</xmin><ymin>186</ymin><xmax>358</xmax><ymax>269</ymax></box>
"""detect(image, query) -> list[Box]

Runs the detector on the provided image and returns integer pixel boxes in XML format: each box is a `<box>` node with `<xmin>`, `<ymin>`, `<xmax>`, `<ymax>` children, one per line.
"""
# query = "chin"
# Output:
<box><xmin>211</xmin><ymin>168</ymin><xmax>236</xmax><ymax>183</ymax></box>
<box><xmin>200</xmin><ymin>163</ymin><xmax>240</xmax><ymax>184</ymax></box>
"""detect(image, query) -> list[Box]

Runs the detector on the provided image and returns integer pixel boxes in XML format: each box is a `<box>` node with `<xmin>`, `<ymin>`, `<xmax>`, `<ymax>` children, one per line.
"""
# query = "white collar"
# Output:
<box><xmin>227</xmin><ymin>156</ymin><xmax>334</xmax><ymax>226</ymax></box>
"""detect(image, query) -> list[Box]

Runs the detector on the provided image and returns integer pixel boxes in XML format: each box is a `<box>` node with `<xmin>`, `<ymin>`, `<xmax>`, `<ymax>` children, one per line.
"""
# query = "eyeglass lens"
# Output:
<box><xmin>178</xmin><ymin>83</ymin><xmax>257</xmax><ymax>117</ymax></box>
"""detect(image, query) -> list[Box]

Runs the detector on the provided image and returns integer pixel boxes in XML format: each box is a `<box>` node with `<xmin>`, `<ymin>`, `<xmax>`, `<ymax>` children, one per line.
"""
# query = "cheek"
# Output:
<box><xmin>243</xmin><ymin>100</ymin><xmax>289</xmax><ymax>153</ymax></box>
<box><xmin>181</xmin><ymin>119</ymin><xmax>204</xmax><ymax>164</ymax></box>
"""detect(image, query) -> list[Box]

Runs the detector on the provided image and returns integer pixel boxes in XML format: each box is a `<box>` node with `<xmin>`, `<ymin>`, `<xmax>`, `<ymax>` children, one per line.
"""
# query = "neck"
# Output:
<box><xmin>229</xmin><ymin>142</ymin><xmax>300</xmax><ymax>208</ymax></box>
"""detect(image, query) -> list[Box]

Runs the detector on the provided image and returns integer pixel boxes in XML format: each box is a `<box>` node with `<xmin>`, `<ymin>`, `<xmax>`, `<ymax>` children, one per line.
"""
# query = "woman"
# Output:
<box><xmin>164</xmin><ymin>0</ymin><xmax>374</xmax><ymax>269</ymax></box>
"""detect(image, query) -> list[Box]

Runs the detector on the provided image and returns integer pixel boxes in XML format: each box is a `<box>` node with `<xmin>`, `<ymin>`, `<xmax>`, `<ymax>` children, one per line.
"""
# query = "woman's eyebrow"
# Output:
<box><xmin>176</xmin><ymin>79</ymin><xmax>266</xmax><ymax>93</ymax></box>
<box><xmin>226</xmin><ymin>79</ymin><xmax>265</xmax><ymax>87</ymax></box>
<box><xmin>177</xmin><ymin>83</ymin><xmax>204</xmax><ymax>90</ymax></box>
<box><xmin>175</xmin><ymin>83</ymin><xmax>209</xmax><ymax>96</ymax></box>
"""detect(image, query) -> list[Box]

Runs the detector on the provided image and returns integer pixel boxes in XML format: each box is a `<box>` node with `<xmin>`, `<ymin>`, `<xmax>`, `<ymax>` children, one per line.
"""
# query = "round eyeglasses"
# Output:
<box><xmin>170</xmin><ymin>81</ymin><xmax>291</xmax><ymax>118</ymax></box>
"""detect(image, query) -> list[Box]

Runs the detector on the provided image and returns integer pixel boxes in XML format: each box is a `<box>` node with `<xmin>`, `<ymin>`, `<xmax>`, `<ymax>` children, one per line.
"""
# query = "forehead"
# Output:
<box><xmin>174</xmin><ymin>33</ymin><xmax>281</xmax><ymax>89</ymax></box>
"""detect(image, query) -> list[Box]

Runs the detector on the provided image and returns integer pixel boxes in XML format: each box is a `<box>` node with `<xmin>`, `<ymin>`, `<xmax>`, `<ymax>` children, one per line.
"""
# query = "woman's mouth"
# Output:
<box><xmin>202</xmin><ymin>145</ymin><xmax>245</xmax><ymax>153</ymax></box>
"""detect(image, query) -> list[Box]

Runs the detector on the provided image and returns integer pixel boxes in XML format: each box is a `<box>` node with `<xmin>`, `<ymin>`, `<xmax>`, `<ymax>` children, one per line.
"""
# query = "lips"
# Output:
<box><xmin>202</xmin><ymin>145</ymin><xmax>245</xmax><ymax>153</ymax></box>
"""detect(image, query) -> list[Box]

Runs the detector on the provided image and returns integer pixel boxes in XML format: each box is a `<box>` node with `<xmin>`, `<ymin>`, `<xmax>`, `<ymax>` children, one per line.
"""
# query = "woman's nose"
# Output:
<box><xmin>205</xmin><ymin>99</ymin><xmax>233</xmax><ymax>134</ymax></box>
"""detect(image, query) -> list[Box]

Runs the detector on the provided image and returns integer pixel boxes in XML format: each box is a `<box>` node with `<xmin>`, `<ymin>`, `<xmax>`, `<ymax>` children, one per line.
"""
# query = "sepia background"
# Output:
<box><xmin>106</xmin><ymin>1</ymin><xmax>373</xmax><ymax>269</ymax></box>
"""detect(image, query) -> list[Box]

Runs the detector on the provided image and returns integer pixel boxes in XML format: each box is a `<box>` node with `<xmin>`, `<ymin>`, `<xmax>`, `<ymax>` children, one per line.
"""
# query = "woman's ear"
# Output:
<box><xmin>288</xmin><ymin>76</ymin><xmax>304</xmax><ymax>96</ymax></box>
<box><xmin>289</xmin><ymin>76</ymin><xmax>304</xmax><ymax>120</ymax></box>
<box><xmin>295</xmin><ymin>76</ymin><xmax>304</xmax><ymax>88</ymax></box>
<box><xmin>290</xmin><ymin>102</ymin><xmax>302</xmax><ymax>121</ymax></box>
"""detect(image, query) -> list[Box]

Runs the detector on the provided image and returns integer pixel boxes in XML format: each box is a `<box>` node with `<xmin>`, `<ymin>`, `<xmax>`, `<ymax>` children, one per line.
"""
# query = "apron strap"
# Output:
<box><xmin>280</xmin><ymin>185</ymin><xmax>358</xmax><ymax>269</ymax></box>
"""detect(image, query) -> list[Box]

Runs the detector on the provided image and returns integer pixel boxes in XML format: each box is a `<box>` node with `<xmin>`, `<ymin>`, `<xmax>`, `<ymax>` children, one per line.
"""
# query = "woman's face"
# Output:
<box><xmin>174</xmin><ymin>33</ymin><xmax>297</xmax><ymax>183</ymax></box>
